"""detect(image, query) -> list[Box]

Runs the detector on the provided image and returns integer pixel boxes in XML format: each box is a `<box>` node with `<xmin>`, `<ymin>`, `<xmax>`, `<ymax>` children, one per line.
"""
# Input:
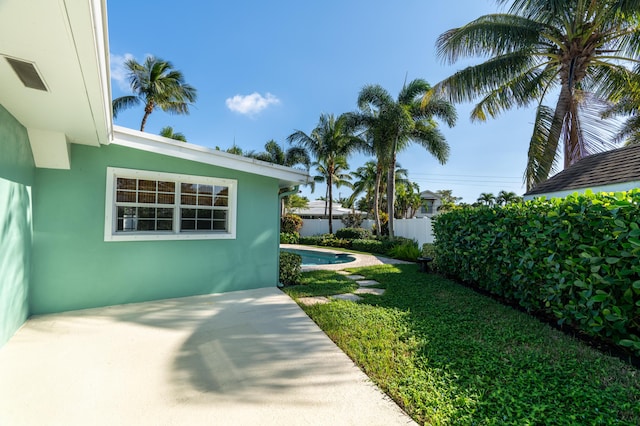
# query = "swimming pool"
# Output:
<box><xmin>281</xmin><ymin>248</ymin><xmax>356</xmax><ymax>266</ymax></box>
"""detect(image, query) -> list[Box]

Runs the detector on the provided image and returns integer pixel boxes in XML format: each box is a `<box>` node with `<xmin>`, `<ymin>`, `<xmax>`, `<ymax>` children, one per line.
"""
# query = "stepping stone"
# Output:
<box><xmin>356</xmin><ymin>280</ymin><xmax>380</xmax><ymax>287</ymax></box>
<box><xmin>298</xmin><ymin>296</ymin><xmax>330</xmax><ymax>306</ymax></box>
<box><xmin>354</xmin><ymin>287</ymin><xmax>385</xmax><ymax>296</ymax></box>
<box><xmin>331</xmin><ymin>293</ymin><xmax>363</xmax><ymax>302</ymax></box>
<box><xmin>345</xmin><ymin>274</ymin><xmax>366</xmax><ymax>281</ymax></box>
<box><xmin>336</xmin><ymin>271</ymin><xmax>351</xmax><ymax>275</ymax></box>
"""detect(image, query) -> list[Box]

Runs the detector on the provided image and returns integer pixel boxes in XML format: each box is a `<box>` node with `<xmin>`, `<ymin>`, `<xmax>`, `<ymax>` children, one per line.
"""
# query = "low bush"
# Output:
<box><xmin>298</xmin><ymin>234</ymin><xmax>351</xmax><ymax>249</ymax></box>
<box><xmin>279</xmin><ymin>251</ymin><xmax>302</xmax><ymax>286</ymax></box>
<box><xmin>281</xmin><ymin>213</ymin><xmax>303</xmax><ymax>234</ymax></box>
<box><xmin>279</xmin><ymin>232</ymin><xmax>299</xmax><ymax>244</ymax></box>
<box><xmin>433</xmin><ymin>189</ymin><xmax>640</xmax><ymax>356</ymax></box>
<box><xmin>352</xmin><ymin>239</ymin><xmax>385</xmax><ymax>254</ymax></box>
<box><xmin>388</xmin><ymin>240</ymin><xmax>421</xmax><ymax>261</ymax></box>
<box><xmin>336</xmin><ymin>227</ymin><xmax>372</xmax><ymax>240</ymax></box>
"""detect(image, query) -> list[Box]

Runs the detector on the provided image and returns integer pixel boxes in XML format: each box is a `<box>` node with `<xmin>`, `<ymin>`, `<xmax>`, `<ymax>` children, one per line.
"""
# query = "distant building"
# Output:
<box><xmin>415</xmin><ymin>190</ymin><xmax>442</xmax><ymax>218</ymax></box>
<box><xmin>523</xmin><ymin>144</ymin><xmax>640</xmax><ymax>200</ymax></box>
<box><xmin>290</xmin><ymin>200</ymin><xmax>366</xmax><ymax>219</ymax></box>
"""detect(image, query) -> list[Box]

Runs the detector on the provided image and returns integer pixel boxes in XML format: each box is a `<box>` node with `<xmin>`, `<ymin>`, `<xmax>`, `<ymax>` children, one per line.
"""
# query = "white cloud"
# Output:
<box><xmin>110</xmin><ymin>52</ymin><xmax>135</xmax><ymax>92</ymax></box>
<box><xmin>225</xmin><ymin>92</ymin><xmax>281</xmax><ymax>116</ymax></box>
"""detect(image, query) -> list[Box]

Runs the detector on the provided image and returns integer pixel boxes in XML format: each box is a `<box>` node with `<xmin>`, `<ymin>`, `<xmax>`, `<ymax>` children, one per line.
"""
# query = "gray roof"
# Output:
<box><xmin>525</xmin><ymin>144</ymin><xmax>640</xmax><ymax>196</ymax></box>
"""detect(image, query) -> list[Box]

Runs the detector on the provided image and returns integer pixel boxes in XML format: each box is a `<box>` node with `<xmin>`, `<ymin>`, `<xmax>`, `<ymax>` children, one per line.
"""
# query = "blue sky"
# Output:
<box><xmin>107</xmin><ymin>0</ymin><xmax>538</xmax><ymax>203</ymax></box>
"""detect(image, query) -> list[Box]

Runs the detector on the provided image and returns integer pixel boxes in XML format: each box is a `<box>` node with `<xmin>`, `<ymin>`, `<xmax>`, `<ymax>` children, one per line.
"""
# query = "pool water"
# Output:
<box><xmin>281</xmin><ymin>248</ymin><xmax>356</xmax><ymax>266</ymax></box>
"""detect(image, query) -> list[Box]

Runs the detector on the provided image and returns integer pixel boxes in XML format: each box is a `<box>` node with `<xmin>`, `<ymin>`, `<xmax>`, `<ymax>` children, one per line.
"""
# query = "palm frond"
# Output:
<box><xmin>436</xmin><ymin>13</ymin><xmax>547</xmax><ymax>64</ymax></box>
<box><xmin>112</xmin><ymin>96</ymin><xmax>139</xmax><ymax>118</ymax></box>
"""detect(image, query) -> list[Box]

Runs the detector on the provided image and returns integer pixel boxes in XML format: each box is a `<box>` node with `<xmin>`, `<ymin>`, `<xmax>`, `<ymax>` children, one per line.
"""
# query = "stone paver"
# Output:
<box><xmin>345</xmin><ymin>274</ymin><xmax>366</xmax><ymax>281</ymax></box>
<box><xmin>298</xmin><ymin>296</ymin><xmax>330</xmax><ymax>306</ymax></box>
<box><xmin>332</xmin><ymin>293</ymin><xmax>363</xmax><ymax>302</ymax></box>
<box><xmin>354</xmin><ymin>288</ymin><xmax>385</xmax><ymax>296</ymax></box>
<box><xmin>356</xmin><ymin>280</ymin><xmax>380</xmax><ymax>287</ymax></box>
<box><xmin>336</xmin><ymin>271</ymin><xmax>351</xmax><ymax>275</ymax></box>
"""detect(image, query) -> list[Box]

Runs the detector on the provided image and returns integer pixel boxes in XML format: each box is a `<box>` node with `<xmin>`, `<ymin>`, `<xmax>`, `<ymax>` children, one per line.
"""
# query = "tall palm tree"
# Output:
<box><xmin>288</xmin><ymin>113</ymin><xmax>361</xmax><ymax>234</ymax></box>
<box><xmin>357</xmin><ymin>79</ymin><xmax>456</xmax><ymax>238</ymax></box>
<box><xmin>313</xmin><ymin>156</ymin><xmax>353</xmax><ymax>216</ymax></box>
<box><xmin>348</xmin><ymin>161</ymin><xmax>379</xmax><ymax>213</ymax></box>
<box><xmin>112</xmin><ymin>56</ymin><xmax>197</xmax><ymax>131</ymax></box>
<box><xmin>159</xmin><ymin>126</ymin><xmax>187</xmax><ymax>142</ymax></box>
<box><xmin>433</xmin><ymin>0</ymin><xmax>640</xmax><ymax>190</ymax></box>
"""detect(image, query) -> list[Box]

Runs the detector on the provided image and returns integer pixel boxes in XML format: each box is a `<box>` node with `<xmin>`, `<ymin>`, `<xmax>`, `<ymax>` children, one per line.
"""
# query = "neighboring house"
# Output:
<box><xmin>415</xmin><ymin>190</ymin><xmax>442</xmax><ymax>218</ymax></box>
<box><xmin>0</xmin><ymin>0</ymin><xmax>308</xmax><ymax>346</ymax></box>
<box><xmin>523</xmin><ymin>144</ymin><xmax>640</xmax><ymax>200</ymax></box>
<box><xmin>290</xmin><ymin>200</ymin><xmax>365</xmax><ymax>219</ymax></box>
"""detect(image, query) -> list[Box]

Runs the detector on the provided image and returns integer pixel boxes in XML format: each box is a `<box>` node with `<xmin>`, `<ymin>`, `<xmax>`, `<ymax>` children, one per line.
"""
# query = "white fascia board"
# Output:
<box><xmin>524</xmin><ymin>181</ymin><xmax>640</xmax><ymax>200</ymax></box>
<box><xmin>112</xmin><ymin>126</ymin><xmax>310</xmax><ymax>186</ymax></box>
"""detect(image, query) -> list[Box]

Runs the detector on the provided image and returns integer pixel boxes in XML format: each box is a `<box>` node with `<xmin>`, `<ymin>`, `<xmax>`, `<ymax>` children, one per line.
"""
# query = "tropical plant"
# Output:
<box><xmin>356</xmin><ymin>79</ymin><xmax>456</xmax><ymax>238</ymax></box>
<box><xmin>112</xmin><ymin>56</ymin><xmax>197</xmax><ymax>131</ymax></box>
<box><xmin>477</xmin><ymin>192</ymin><xmax>496</xmax><ymax>206</ymax></box>
<box><xmin>159</xmin><ymin>126</ymin><xmax>187</xmax><ymax>142</ymax></box>
<box><xmin>395</xmin><ymin>180</ymin><xmax>422</xmax><ymax>218</ymax></box>
<box><xmin>348</xmin><ymin>161</ymin><xmax>378</xmax><ymax>213</ymax></box>
<box><xmin>496</xmin><ymin>190</ymin><xmax>523</xmax><ymax>205</ymax></box>
<box><xmin>602</xmin><ymin>75</ymin><xmax>640</xmax><ymax>145</ymax></box>
<box><xmin>284</xmin><ymin>194</ymin><xmax>309</xmax><ymax>214</ymax></box>
<box><xmin>246</xmin><ymin>140</ymin><xmax>311</xmax><ymax>169</ymax></box>
<box><xmin>436</xmin><ymin>189</ymin><xmax>463</xmax><ymax>212</ymax></box>
<box><xmin>312</xmin><ymin>156</ymin><xmax>353</xmax><ymax>221</ymax></box>
<box><xmin>432</xmin><ymin>0</ymin><xmax>640</xmax><ymax>189</ymax></box>
<box><xmin>288</xmin><ymin>113</ymin><xmax>362</xmax><ymax>234</ymax></box>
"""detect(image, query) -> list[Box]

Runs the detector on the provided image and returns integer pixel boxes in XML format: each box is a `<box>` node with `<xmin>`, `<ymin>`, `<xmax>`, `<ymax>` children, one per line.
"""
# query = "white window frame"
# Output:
<box><xmin>104</xmin><ymin>167</ymin><xmax>237</xmax><ymax>242</ymax></box>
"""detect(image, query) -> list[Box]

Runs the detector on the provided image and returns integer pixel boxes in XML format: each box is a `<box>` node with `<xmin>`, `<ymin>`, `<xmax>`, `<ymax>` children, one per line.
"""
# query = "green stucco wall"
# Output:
<box><xmin>0</xmin><ymin>105</ymin><xmax>34</xmax><ymax>346</ymax></box>
<box><xmin>30</xmin><ymin>143</ymin><xmax>280</xmax><ymax>314</ymax></box>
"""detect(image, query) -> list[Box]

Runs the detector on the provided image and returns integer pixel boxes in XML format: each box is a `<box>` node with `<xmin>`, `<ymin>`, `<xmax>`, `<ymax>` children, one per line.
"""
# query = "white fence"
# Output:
<box><xmin>299</xmin><ymin>217</ymin><xmax>434</xmax><ymax>246</ymax></box>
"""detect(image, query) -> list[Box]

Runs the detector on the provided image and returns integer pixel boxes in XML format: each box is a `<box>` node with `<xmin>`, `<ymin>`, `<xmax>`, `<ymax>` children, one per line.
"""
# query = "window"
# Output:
<box><xmin>105</xmin><ymin>167</ymin><xmax>236</xmax><ymax>241</ymax></box>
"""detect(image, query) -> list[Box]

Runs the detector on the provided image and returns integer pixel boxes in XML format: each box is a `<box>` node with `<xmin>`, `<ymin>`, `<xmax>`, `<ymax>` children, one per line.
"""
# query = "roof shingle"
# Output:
<box><xmin>525</xmin><ymin>144</ymin><xmax>640</xmax><ymax>196</ymax></box>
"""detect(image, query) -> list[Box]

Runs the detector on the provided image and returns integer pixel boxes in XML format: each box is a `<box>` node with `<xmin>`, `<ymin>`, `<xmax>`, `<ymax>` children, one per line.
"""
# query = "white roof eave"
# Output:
<box><xmin>112</xmin><ymin>126</ymin><xmax>310</xmax><ymax>187</ymax></box>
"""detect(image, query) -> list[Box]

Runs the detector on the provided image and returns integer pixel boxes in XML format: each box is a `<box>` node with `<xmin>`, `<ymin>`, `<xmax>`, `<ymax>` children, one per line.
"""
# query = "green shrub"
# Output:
<box><xmin>352</xmin><ymin>239</ymin><xmax>385</xmax><ymax>254</ymax></box>
<box><xmin>340</xmin><ymin>212</ymin><xmax>365</xmax><ymax>228</ymax></box>
<box><xmin>433</xmin><ymin>190</ymin><xmax>640</xmax><ymax>356</ymax></box>
<box><xmin>336</xmin><ymin>227</ymin><xmax>372</xmax><ymax>240</ymax></box>
<box><xmin>279</xmin><ymin>232</ymin><xmax>299</xmax><ymax>244</ymax></box>
<box><xmin>281</xmin><ymin>214</ymin><xmax>303</xmax><ymax>234</ymax></box>
<box><xmin>421</xmin><ymin>243</ymin><xmax>438</xmax><ymax>271</ymax></box>
<box><xmin>388</xmin><ymin>240</ymin><xmax>421</xmax><ymax>261</ymax></box>
<box><xmin>298</xmin><ymin>234</ymin><xmax>351</xmax><ymax>248</ymax></box>
<box><xmin>279</xmin><ymin>251</ymin><xmax>302</xmax><ymax>286</ymax></box>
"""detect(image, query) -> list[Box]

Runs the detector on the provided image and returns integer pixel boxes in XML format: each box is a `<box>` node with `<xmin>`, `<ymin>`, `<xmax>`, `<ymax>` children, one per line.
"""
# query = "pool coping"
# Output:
<box><xmin>280</xmin><ymin>244</ymin><xmax>412</xmax><ymax>271</ymax></box>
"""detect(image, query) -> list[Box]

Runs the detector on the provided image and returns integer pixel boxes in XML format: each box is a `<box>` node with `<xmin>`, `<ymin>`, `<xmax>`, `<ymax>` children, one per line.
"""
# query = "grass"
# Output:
<box><xmin>283</xmin><ymin>264</ymin><xmax>640</xmax><ymax>425</ymax></box>
<box><xmin>283</xmin><ymin>270</ymin><xmax>358</xmax><ymax>298</ymax></box>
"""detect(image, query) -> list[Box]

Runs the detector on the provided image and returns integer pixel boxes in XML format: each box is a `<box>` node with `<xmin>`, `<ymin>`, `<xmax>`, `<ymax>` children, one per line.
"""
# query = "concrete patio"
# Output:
<box><xmin>0</xmin><ymin>287</ymin><xmax>415</xmax><ymax>425</ymax></box>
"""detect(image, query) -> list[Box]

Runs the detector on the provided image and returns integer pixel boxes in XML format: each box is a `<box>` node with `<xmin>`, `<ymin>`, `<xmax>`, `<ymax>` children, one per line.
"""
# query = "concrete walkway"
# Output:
<box><xmin>0</xmin><ymin>287</ymin><xmax>415</xmax><ymax>426</ymax></box>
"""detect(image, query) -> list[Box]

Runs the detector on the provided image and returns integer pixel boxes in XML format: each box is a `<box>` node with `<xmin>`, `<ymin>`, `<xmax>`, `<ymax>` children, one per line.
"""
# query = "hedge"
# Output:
<box><xmin>279</xmin><ymin>251</ymin><xmax>302</xmax><ymax>286</ymax></box>
<box><xmin>433</xmin><ymin>190</ymin><xmax>640</xmax><ymax>356</ymax></box>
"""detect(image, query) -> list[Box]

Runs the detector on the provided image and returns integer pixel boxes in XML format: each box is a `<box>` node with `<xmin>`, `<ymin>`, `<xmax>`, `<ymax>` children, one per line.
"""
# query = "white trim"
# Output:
<box><xmin>104</xmin><ymin>167</ymin><xmax>237</xmax><ymax>242</ymax></box>
<box><xmin>112</xmin><ymin>126</ymin><xmax>310</xmax><ymax>187</ymax></box>
<box><xmin>523</xmin><ymin>181</ymin><xmax>640</xmax><ymax>200</ymax></box>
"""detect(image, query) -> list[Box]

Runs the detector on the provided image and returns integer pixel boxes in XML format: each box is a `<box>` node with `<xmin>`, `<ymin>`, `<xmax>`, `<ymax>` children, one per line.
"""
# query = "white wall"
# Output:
<box><xmin>299</xmin><ymin>217</ymin><xmax>434</xmax><ymax>246</ymax></box>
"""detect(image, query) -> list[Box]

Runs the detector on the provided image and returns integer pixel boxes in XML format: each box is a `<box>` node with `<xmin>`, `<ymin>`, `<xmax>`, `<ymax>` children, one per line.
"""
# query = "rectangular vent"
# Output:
<box><xmin>5</xmin><ymin>57</ymin><xmax>47</xmax><ymax>91</ymax></box>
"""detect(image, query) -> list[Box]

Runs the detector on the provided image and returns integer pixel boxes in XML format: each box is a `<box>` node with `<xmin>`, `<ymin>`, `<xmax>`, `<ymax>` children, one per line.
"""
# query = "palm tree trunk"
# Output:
<box><xmin>328</xmin><ymin>174</ymin><xmax>333</xmax><ymax>235</ymax></box>
<box><xmin>387</xmin><ymin>144</ymin><xmax>398</xmax><ymax>239</ymax></box>
<box><xmin>373</xmin><ymin>165</ymin><xmax>383</xmax><ymax>236</ymax></box>
<box><xmin>140</xmin><ymin>102</ymin><xmax>154</xmax><ymax>131</ymax></box>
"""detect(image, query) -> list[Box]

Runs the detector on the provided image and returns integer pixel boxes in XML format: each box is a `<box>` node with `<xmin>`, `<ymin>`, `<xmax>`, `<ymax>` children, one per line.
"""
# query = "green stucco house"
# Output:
<box><xmin>0</xmin><ymin>0</ymin><xmax>308</xmax><ymax>346</ymax></box>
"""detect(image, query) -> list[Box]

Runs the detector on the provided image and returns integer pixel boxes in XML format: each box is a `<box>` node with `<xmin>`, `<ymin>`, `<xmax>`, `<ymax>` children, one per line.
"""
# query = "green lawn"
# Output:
<box><xmin>283</xmin><ymin>264</ymin><xmax>640</xmax><ymax>425</ymax></box>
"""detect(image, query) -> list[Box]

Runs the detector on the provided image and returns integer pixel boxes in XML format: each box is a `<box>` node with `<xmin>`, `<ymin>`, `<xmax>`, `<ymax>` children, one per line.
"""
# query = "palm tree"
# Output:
<box><xmin>602</xmin><ymin>75</ymin><xmax>640</xmax><ymax>145</ymax></box>
<box><xmin>496</xmin><ymin>190</ymin><xmax>522</xmax><ymax>205</ymax></box>
<box><xmin>433</xmin><ymin>0</ymin><xmax>640</xmax><ymax>190</ymax></box>
<box><xmin>112</xmin><ymin>56</ymin><xmax>197</xmax><ymax>131</ymax></box>
<box><xmin>288</xmin><ymin>113</ymin><xmax>361</xmax><ymax>234</ymax></box>
<box><xmin>356</xmin><ymin>79</ymin><xmax>456</xmax><ymax>238</ymax></box>
<box><xmin>477</xmin><ymin>192</ymin><xmax>496</xmax><ymax>207</ymax></box>
<box><xmin>159</xmin><ymin>126</ymin><xmax>187</xmax><ymax>142</ymax></box>
<box><xmin>348</xmin><ymin>161</ymin><xmax>379</xmax><ymax>213</ymax></box>
<box><xmin>313</xmin><ymin>156</ymin><xmax>353</xmax><ymax>217</ymax></box>
<box><xmin>246</xmin><ymin>140</ymin><xmax>310</xmax><ymax>169</ymax></box>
